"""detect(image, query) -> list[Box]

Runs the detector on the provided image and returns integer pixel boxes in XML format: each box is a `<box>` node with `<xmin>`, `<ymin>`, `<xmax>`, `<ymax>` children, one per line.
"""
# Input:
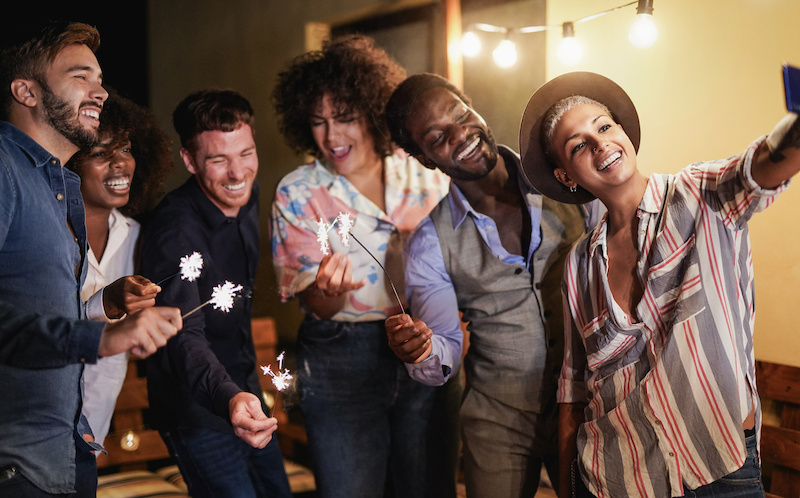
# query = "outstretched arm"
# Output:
<box><xmin>752</xmin><ymin>114</ymin><xmax>800</xmax><ymax>188</ymax></box>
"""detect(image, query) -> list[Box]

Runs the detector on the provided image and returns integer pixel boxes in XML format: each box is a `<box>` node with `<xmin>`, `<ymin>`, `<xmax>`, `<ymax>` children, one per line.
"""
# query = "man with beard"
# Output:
<box><xmin>0</xmin><ymin>21</ymin><xmax>182</xmax><ymax>496</ymax></box>
<box><xmin>383</xmin><ymin>73</ymin><xmax>601</xmax><ymax>498</ymax></box>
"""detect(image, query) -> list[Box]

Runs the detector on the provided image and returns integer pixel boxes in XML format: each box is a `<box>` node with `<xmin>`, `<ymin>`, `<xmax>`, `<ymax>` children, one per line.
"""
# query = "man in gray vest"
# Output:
<box><xmin>384</xmin><ymin>73</ymin><xmax>601</xmax><ymax>498</ymax></box>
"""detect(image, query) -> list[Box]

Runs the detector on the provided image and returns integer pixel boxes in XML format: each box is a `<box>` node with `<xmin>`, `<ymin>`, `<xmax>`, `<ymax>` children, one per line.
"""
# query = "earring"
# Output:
<box><xmin>568</xmin><ymin>186</ymin><xmax>577</xmax><ymax>193</ymax></box>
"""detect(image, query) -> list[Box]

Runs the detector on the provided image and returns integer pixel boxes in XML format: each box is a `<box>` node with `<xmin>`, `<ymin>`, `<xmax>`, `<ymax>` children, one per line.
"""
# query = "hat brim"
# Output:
<box><xmin>519</xmin><ymin>72</ymin><xmax>640</xmax><ymax>204</ymax></box>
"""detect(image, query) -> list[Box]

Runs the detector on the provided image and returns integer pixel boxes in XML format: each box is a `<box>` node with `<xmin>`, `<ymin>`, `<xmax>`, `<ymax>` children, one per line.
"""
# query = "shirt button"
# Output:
<box><xmin>668</xmin><ymin>452</ymin><xmax>674</xmax><ymax>457</ymax></box>
<box><xmin>50</xmin><ymin>159</ymin><xmax>58</xmax><ymax>165</ymax></box>
<box><xmin>56</xmin><ymin>193</ymin><xmax>64</xmax><ymax>200</ymax></box>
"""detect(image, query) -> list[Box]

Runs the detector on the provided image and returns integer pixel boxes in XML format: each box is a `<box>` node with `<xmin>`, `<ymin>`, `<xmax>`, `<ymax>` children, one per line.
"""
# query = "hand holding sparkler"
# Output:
<box><xmin>102</xmin><ymin>275</ymin><xmax>162</xmax><ymax>319</ymax></box>
<box><xmin>229</xmin><ymin>391</ymin><xmax>278</xmax><ymax>449</ymax></box>
<box><xmin>315</xmin><ymin>212</ymin><xmax>406</xmax><ymax>314</ymax></box>
<box><xmin>384</xmin><ymin>314</ymin><xmax>433</xmax><ymax>364</ymax></box>
<box><xmin>99</xmin><ymin>306</ymin><xmax>183</xmax><ymax>359</ymax></box>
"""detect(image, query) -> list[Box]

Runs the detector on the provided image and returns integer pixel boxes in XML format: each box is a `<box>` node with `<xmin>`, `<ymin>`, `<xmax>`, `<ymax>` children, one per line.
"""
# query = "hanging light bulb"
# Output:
<box><xmin>557</xmin><ymin>22</ymin><xmax>583</xmax><ymax>66</ymax></box>
<box><xmin>629</xmin><ymin>0</ymin><xmax>657</xmax><ymax>49</ymax></box>
<box><xmin>461</xmin><ymin>30</ymin><xmax>482</xmax><ymax>57</ymax></box>
<box><xmin>493</xmin><ymin>34</ymin><xmax>517</xmax><ymax>68</ymax></box>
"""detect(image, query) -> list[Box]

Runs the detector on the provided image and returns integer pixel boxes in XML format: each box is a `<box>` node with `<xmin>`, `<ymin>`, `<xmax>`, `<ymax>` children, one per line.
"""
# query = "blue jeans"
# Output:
<box><xmin>680</xmin><ymin>433</ymin><xmax>764</xmax><ymax>498</ymax></box>
<box><xmin>160</xmin><ymin>426</ymin><xmax>291</xmax><ymax>498</ymax></box>
<box><xmin>296</xmin><ymin>318</ymin><xmax>440</xmax><ymax>498</ymax></box>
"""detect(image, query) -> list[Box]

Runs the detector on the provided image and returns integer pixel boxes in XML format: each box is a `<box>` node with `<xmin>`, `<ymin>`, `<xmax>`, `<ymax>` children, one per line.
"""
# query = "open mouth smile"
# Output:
<box><xmin>456</xmin><ymin>136</ymin><xmax>480</xmax><ymax>162</ymax></box>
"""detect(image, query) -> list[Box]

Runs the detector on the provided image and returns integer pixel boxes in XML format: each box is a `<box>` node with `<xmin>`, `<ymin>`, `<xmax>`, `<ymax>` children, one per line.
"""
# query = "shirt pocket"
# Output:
<box><xmin>583</xmin><ymin>310</ymin><xmax>642</xmax><ymax>378</ymax></box>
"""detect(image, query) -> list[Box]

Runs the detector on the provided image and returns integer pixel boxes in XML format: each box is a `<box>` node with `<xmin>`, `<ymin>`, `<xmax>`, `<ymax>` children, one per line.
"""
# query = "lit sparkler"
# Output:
<box><xmin>156</xmin><ymin>251</ymin><xmax>204</xmax><ymax>285</ymax></box>
<box><xmin>182</xmin><ymin>280</ymin><xmax>244</xmax><ymax>318</ymax></box>
<box><xmin>315</xmin><ymin>212</ymin><xmax>405</xmax><ymax>314</ymax></box>
<box><xmin>261</xmin><ymin>351</ymin><xmax>293</xmax><ymax>391</ymax></box>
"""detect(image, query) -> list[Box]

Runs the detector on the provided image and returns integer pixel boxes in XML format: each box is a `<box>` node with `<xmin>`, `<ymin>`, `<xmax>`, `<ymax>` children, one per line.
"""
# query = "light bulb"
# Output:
<box><xmin>462</xmin><ymin>31</ymin><xmax>481</xmax><ymax>58</ymax></box>
<box><xmin>629</xmin><ymin>13</ymin><xmax>657</xmax><ymax>48</ymax></box>
<box><xmin>557</xmin><ymin>36</ymin><xmax>583</xmax><ymax>66</ymax></box>
<box><xmin>493</xmin><ymin>39</ymin><xmax>517</xmax><ymax>68</ymax></box>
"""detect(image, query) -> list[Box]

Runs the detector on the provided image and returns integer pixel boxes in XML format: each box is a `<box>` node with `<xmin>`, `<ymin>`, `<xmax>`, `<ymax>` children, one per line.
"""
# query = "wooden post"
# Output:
<box><xmin>443</xmin><ymin>0</ymin><xmax>463</xmax><ymax>90</ymax></box>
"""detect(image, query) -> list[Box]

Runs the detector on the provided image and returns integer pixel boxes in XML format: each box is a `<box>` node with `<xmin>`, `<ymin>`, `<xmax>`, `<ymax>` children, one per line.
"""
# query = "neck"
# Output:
<box><xmin>602</xmin><ymin>172</ymin><xmax>649</xmax><ymax>233</ymax></box>
<box><xmin>455</xmin><ymin>153</ymin><xmax>520</xmax><ymax>214</ymax></box>
<box><xmin>9</xmin><ymin>111</ymin><xmax>79</xmax><ymax>165</ymax></box>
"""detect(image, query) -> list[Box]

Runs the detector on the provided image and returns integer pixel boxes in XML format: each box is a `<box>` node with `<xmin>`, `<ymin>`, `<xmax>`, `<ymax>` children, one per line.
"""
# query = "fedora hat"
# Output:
<box><xmin>519</xmin><ymin>71</ymin><xmax>640</xmax><ymax>204</ymax></box>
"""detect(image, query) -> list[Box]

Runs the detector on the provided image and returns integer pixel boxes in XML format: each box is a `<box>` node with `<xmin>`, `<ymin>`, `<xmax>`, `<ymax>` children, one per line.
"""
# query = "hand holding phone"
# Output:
<box><xmin>783</xmin><ymin>63</ymin><xmax>800</xmax><ymax>114</ymax></box>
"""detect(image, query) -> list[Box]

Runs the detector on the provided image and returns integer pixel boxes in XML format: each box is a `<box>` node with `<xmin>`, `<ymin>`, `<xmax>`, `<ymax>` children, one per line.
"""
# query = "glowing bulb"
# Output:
<box><xmin>557</xmin><ymin>36</ymin><xmax>583</xmax><ymax>66</ymax></box>
<box><xmin>629</xmin><ymin>13</ymin><xmax>657</xmax><ymax>48</ymax></box>
<box><xmin>462</xmin><ymin>31</ymin><xmax>481</xmax><ymax>57</ymax></box>
<box><xmin>492</xmin><ymin>39</ymin><xmax>517</xmax><ymax>68</ymax></box>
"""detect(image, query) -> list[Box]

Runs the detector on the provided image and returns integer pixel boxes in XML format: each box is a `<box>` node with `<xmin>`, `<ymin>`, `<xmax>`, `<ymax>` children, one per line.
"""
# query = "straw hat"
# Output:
<box><xmin>519</xmin><ymin>71</ymin><xmax>640</xmax><ymax>204</ymax></box>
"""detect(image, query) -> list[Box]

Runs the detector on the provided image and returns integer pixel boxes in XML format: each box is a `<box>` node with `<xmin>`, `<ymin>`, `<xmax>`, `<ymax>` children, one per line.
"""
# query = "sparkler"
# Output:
<box><xmin>156</xmin><ymin>251</ymin><xmax>204</xmax><ymax>285</ymax></box>
<box><xmin>182</xmin><ymin>280</ymin><xmax>243</xmax><ymax>319</ymax></box>
<box><xmin>260</xmin><ymin>351</ymin><xmax>293</xmax><ymax>391</ymax></box>
<box><xmin>315</xmin><ymin>212</ymin><xmax>405</xmax><ymax>314</ymax></box>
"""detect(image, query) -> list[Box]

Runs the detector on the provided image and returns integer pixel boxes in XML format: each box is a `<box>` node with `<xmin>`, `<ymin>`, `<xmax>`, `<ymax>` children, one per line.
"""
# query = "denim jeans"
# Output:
<box><xmin>160</xmin><ymin>426</ymin><xmax>291</xmax><ymax>498</ymax></box>
<box><xmin>0</xmin><ymin>441</ymin><xmax>96</xmax><ymax>497</ymax></box>
<box><xmin>573</xmin><ymin>433</ymin><xmax>764</xmax><ymax>498</ymax></box>
<box><xmin>296</xmin><ymin>318</ymin><xmax>439</xmax><ymax>498</ymax></box>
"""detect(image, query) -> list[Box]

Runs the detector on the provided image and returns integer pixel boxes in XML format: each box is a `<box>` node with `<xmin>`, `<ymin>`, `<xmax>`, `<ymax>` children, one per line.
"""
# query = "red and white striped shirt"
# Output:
<box><xmin>558</xmin><ymin>137</ymin><xmax>787</xmax><ymax>497</ymax></box>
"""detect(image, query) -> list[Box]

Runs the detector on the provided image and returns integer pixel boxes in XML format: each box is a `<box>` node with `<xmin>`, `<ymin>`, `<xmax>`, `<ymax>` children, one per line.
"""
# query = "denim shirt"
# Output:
<box><xmin>0</xmin><ymin>121</ymin><xmax>105</xmax><ymax>494</ymax></box>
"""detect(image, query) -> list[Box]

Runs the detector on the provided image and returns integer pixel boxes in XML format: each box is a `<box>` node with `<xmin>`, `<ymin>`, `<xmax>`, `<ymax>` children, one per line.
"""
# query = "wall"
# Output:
<box><xmin>545</xmin><ymin>0</ymin><xmax>800</xmax><ymax>366</ymax></box>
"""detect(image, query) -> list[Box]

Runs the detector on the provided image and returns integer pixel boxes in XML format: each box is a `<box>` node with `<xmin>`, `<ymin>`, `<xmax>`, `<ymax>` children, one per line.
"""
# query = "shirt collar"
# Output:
<box><xmin>185</xmin><ymin>175</ymin><xmax>259</xmax><ymax>229</ymax></box>
<box><xmin>445</xmin><ymin>144</ymin><xmax>535</xmax><ymax>230</ymax></box>
<box><xmin>0</xmin><ymin>121</ymin><xmax>62</xmax><ymax>168</ymax></box>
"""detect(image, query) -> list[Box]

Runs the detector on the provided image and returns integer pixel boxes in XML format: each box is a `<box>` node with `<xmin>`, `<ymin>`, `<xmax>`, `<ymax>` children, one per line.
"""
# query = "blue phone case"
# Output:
<box><xmin>783</xmin><ymin>64</ymin><xmax>800</xmax><ymax>114</ymax></box>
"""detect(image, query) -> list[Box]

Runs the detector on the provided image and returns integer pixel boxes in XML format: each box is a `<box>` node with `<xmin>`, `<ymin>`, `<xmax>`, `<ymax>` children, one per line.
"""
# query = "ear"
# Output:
<box><xmin>413</xmin><ymin>153</ymin><xmax>437</xmax><ymax>171</ymax></box>
<box><xmin>180</xmin><ymin>148</ymin><xmax>198</xmax><ymax>175</ymax></box>
<box><xmin>10</xmin><ymin>79</ymin><xmax>37</xmax><ymax>107</ymax></box>
<box><xmin>553</xmin><ymin>167</ymin><xmax>577</xmax><ymax>189</ymax></box>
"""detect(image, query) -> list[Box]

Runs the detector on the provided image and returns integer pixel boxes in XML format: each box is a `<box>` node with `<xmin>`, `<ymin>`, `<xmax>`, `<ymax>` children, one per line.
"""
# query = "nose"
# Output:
<box><xmin>92</xmin><ymin>81</ymin><xmax>109</xmax><ymax>105</ymax></box>
<box><xmin>325</xmin><ymin>120</ymin><xmax>341</xmax><ymax>142</ymax></box>
<box><xmin>446</xmin><ymin>122</ymin><xmax>468</xmax><ymax>145</ymax></box>
<box><xmin>109</xmin><ymin>149</ymin><xmax>130</xmax><ymax>170</ymax></box>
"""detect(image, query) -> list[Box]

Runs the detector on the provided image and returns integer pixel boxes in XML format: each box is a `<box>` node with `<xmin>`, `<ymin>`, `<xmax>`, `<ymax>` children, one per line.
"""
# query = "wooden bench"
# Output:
<box><xmin>757</xmin><ymin>360</ymin><xmax>800</xmax><ymax>498</ymax></box>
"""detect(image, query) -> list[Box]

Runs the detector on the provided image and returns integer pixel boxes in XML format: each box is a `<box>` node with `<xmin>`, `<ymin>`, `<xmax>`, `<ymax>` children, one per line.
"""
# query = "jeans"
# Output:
<box><xmin>572</xmin><ymin>433</ymin><xmax>764</xmax><ymax>498</ymax></box>
<box><xmin>296</xmin><ymin>317</ymin><xmax>439</xmax><ymax>498</ymax></box>
<box><xmin>0</xmin><ymin>442</ymin><xmax>96</xmax><ymax>497</ymax></box>
<box><xmin>160</xmin><ymin>426</ymin><xmax>291</xmax><ymax>498</ymax></box>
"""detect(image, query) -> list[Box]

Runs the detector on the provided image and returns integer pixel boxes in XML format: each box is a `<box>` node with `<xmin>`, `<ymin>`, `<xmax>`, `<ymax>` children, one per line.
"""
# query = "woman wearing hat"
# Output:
<box><xmin>519</xmin><ymin>72</ymin><xmax>800</xmax><ymax>497</ymax></box>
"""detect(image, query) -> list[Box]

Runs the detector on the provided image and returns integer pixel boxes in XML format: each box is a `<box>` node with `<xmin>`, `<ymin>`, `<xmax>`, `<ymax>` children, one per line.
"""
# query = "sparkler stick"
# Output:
<box><xmin>316</xmin><ymin>213</ymin><xmax>406</xmax><ymax>315</ymax></box>
<box><xmin>182</xmin><ymin>281</ymin><xmax>243</xmax><ymax>319</ymax></box>
<box><xmin>156</xmin><ymin>251</ymin><xmax>204</xmax><ymax>285</ymax></box>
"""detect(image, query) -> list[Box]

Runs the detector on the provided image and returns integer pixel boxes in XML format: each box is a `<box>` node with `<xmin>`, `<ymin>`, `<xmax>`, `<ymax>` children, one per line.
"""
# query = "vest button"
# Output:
<box><xmin>514</xmin><ymin>268</ymin><xmax>523</xmax><ymax>274</ymax></box>
<box><xmin>534</xmin><ymin>282</ymin><xmax>541</xmax><ymax>289</ymax></box>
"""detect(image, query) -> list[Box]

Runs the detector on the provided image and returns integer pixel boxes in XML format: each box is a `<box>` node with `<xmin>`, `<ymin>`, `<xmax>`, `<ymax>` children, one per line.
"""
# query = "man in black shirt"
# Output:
<box><xmin>141</xmin><ymin>89</ymin><xmax>291</xmax><ymax>497</ymax></box>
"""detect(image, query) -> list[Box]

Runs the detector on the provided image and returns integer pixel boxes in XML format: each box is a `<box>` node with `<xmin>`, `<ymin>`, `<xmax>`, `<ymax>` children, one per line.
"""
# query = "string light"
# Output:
<box><xmin>629</xmin><ymin>0</ymin><xmax>658</xmax><ymax>48</ymax></box>
<box><xmin>556</xmin><ymin>22</ymin><xmax>583</xmax><ymax>66</ymax></box>
<box><xmin>462</xmin><ymin>0</ymin><xmax>654</xmax><ymax>68</ymax></box>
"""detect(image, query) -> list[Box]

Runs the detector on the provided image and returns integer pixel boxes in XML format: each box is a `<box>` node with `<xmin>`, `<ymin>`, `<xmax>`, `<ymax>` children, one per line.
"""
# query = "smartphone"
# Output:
<box><xmin>783</xmin><ymin>63</ymin><xmax>800</xmax><ymax>114</ymax></box>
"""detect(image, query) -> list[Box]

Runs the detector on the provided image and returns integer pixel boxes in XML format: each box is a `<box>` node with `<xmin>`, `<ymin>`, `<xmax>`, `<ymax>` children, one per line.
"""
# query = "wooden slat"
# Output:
<box><xmin>251</xmin><ymin>316</ymin><xmax>277</xmax><ymax>347</ymax></box>
<box><xmin>113</xmin><ymin>376</ymin><xmax>148</xmax><ymax>411</ymax></box>
<box><xmin>757</xmin><ymin>361</ymin><xmax>800</xmax><ymax>405</ymax></box>
<box><xmin>770</xmin><ymin>467</ymin><xmax>800</xmax><ymax>498</ymax></box>
<box><xmin>761</xmin><ymin>425</ymin><xmax>800</xmax><ymax>471</ymax></box>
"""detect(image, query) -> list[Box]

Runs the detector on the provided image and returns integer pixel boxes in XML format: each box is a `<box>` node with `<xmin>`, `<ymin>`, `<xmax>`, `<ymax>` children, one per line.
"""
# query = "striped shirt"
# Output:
<box><xmin>557</xmin><ymin>137</ymin><xmax>787</xmax><ymax>497</ymax></box>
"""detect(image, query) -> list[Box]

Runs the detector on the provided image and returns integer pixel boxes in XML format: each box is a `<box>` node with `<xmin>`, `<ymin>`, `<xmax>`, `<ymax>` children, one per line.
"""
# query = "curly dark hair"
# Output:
<box><xmin>66</xmin><ymin>88</ymin><xmax>173</xmax><ymax>217</ymax></box>
<box><xmin>385</xmin><ymin>72</ymin><xmax>472</xmax><ymax>157</ymax></box>
<box><xmin>272</xmin><ymin>34</ymin><xmax>406</xmax><ymax>159</ymax></box>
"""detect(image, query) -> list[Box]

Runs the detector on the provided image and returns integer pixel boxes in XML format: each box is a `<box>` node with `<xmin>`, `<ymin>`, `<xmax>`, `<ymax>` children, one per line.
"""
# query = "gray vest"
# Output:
<box><xmin>430</xmin><ymin>193</ymin><xmax>585</xmax><ymax>412</ymax></box>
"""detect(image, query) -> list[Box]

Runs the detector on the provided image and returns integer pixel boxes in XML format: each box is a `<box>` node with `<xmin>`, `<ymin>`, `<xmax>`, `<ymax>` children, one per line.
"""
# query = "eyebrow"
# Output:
<box><xmin>563</xmin><ymin>114</ymin><xmax>606</xmax><ymax>144</ymax></box>
<box><xmin>422</xmin><ymin>101</ymin><xmax>462</xmax><ymax>137</ymax></box>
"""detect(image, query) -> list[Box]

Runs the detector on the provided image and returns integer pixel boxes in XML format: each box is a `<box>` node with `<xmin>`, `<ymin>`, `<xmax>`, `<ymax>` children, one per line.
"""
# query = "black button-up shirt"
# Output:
<box><xmin>141</xmin><ymin>176</ymin><xmax>261</xmax><ymax>432</ymax></box>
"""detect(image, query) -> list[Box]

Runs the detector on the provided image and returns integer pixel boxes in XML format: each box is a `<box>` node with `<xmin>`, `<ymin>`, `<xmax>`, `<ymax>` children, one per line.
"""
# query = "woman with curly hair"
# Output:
<box><xmin>67</xmin><ymin>88</ymin><xmax>172</xmax><ymax>449</ymax></box>
<box><xmin>270</xmin><ymin>35</ymin><xmax>452</xmax><ymax>497</ymax></box>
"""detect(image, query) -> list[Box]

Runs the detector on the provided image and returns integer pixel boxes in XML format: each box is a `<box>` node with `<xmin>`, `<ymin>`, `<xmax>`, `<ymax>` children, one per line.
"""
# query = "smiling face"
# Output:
<box><xmin>39</xmin><ymin>43</ymin><xmax>107</xmax><ymax>149</ymax></box>
<box><xmin>404</xmin><ymin>86</ymin><xmax>498</xmax><ymax>181</ymax></box>
<box><xmin>309</xmin><ymin>93</ymin><xmax>382</xmax><ymax>177</ymax></box>
<box><xmin>79</xmin><ymin>132</ymin><xmax>136</xmax><ymax>213</ymax></box>
<box><xmin>549</xmin><ymin>102</ymin><xmax>638</xmax><ymax>200</ymax></box>
<box><xmin>181</xmin><ymin>124</ymin><xmax>258</xmax><ymax>217</ymax></box>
